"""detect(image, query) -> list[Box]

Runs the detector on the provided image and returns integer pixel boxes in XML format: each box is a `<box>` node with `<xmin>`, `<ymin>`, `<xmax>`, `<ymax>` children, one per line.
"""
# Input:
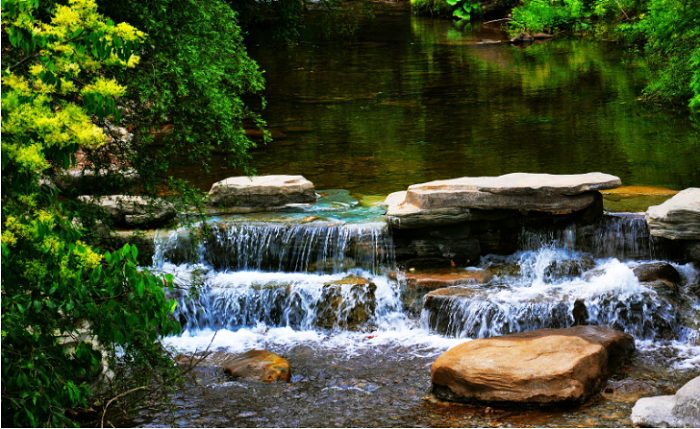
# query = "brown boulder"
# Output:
<box><xmin>632</xmin><ymin>262</ymin><xmax>682</xmax><ymax>285</ymax></box>
<box><xmin>431</xmin><ymin>326</ymin><xmax>634</xmax><ymax>407</ymax></box>
<box><xmin>223</xmin><ymin>350</ymin><xmax>291</xmax><ymax>382</ymax></box>
<box><xmin>390</xmin><ymin>269</ymin><xmax>494</xmax><ymax>289</ymax></box>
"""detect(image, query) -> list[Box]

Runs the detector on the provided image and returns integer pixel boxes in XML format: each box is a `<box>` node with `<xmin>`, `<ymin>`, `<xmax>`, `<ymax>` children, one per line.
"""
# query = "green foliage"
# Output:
<box><xmin>95</xmin><ymin>0</ymin><xmax>267</xmax><ymax>188</ymax></box>
<box><xmin>1</xmin><ymin>0</ymin><xmax>180</xmax><ymax>426</ymax></box>
<box><xmin>449</xmin><ymin>0</ymin><xmax>483</xmax><ymax>21</ymax></box>
<box><xmin>511</xmin><ymin>0</ymin><xmax>591</xmax><ymax>33</ymax></box>
<box><xmin>622</xmin><ymin>0</ymin><xmax>700</xmax><ymax>108</ymax></box>
<box><xmin>411</xmin><ymin>0</ymin><xmax>482</xmax><ymax>20</ymax></box>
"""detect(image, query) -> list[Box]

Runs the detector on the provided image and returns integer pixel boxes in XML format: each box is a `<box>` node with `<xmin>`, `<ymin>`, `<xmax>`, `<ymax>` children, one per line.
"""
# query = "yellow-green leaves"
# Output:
<box><xmin>1</xmin><ymin>0</ymin><xmax>145</xmax><ymax>175</ymax></box>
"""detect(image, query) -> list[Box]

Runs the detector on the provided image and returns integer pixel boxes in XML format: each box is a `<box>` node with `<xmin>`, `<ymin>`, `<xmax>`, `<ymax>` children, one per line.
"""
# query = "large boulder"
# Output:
<box><xmin>631</xmin><ymin>375</ymin><xmax>700</xmax><ymax>428</ymax></box>
<box><xmin>386</xmin><ymin>173</ymin><xmax>620</xmax><ymax>229</ymax></box>
<box><xmin>431</xmin><ymin>326</ymin><xmax>635</xmax><ymax>407</ymax></box>
<box><xmin>646</xmin><ymin>188</ymin><xmax>700</xmax><ymax>240</ymax></box>
<box><xmin>206</xmin><ymin>175</ymin><xmax>316</xmax><ymax>208</ymax></box>
<box><xmin>78</xmin><ymin>195</ymin><xmax>176</xmax><ymax>228</ymax></box>
<box><xmin>223</xmin><ymin>350</ymin><xmax>291</xmax><ymax>383</ymax></box>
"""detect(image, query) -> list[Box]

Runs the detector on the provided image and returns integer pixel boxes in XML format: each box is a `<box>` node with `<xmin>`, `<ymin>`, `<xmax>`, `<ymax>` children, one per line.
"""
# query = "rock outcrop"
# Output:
<box><xmin>386</xmin><ymin>173</ymin><xmax>620</xmax><ymax>229</ymax></box>
<box><xmin>54</xmin><ymin>168</ymin><xmax>140</xmax><ymax>194</ymax></box>
<box><xmin>78</xmin><ymin>195</ymin><xmax>176</xmax><ymax>227</ymax></box>
<box><xmin>431</xmin><ymin>326</ymin><xmax>635</xmax><ymax>407</ymax></box>
<box><xmin>206</xmin><ymin>175</ymin><xmax>316</xmax><ymax>209</ymax></box>
<box><xmin>223</xmin><ymin>350</ymin><xmax>291</xmax><ymax>382</ymax></box>
<box><xmin>631</xmin><ymin>375</ymin><xmax>700</xmax><ymax>428</ymax></box>
<box><xmin>646</xmin><ymin>188</ymin><xmax>700</xmax><ymax>240</ymax></box>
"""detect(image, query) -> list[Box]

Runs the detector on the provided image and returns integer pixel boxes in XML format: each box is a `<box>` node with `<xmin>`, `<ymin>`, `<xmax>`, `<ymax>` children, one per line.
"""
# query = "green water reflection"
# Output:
<box><xmin>176</xmin><ymin>6</ymin><xmax>699</xmax><ymax>194</ymax></box>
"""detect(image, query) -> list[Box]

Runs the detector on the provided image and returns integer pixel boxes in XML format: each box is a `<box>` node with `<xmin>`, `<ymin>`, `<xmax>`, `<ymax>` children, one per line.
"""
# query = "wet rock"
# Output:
<box><xmin>631</xmin><ymin>375</ymin><xmax>700</xmax><ymax>428</ymax></box>
<box><xmin>646</xmin><ymin>188</ymin><xmax>700</xmax><ymax>240</ymax></box>
<box><xmin>317</xmin><ymin>276</ymin><xmax>377</xmax><ymax>329</ymax></box>
<box><xmin>632</xmin><ymin>262</ymin><xmax>682</xmax><ymax>285</ymax></box>
<box><xmin>605</xmin><ymin>379</ymin><xmax>656</xmax><ymax>402</ymax></box>
<box><xmin>683</xmin><ymin>241</ymin><xmax>700</xmax><ymax>263</ymax></box>
<box><xmin>78</xmin><ymin>195</ymin><xmax>176</xmax><ymax>228</ymax></box>
<box><xmin>391</xmin><ymin>269</ymin><xmax>493</xmax><ymax>289</ymax></box>
<box><xmin>572</xmin><ymin>299</ymin><xmax>589</xmax><ymax>326</ymax></box>
<box><xmin>206</xmin><ymin>175</ymin><xmax>316</xmax><ymax>208</ymax></box>
<box><xmin>390</xmin><ymin>223</ymin><xmax>482</xmax><ymax>267</ymax></box>
<box><xmin>386</xmin><ymin>173</ymin><xmax>620</xmax><ymax>229</ymax></box>
<box><xmin>392</xmin><ymin>269</ymin><xmax>493</xmax><ymax>316</ymax></box>
<box><xmin>477</xmin><ymin>39</ymin><xmax>501</xmax><ymax>45</ymax></box>
<box><xmin>544</xmin><ymin>254</ymin><xmax>596</xmax><ymax>280</ymax></box>
<box><xmin>223</xmin><ymin>350</ymin><xmax>291</xmax><ymax>382</ymax></box>
<box><xmin>431</xmin><ymin>326</ymin><xmax>635</xmax><ymax>407</ymax></box>
<box><xmin>532</xmin><ymin>33</ymin><xmax>554</xmax><ymax>39</ymax></box>
<box><xmin>510</xmin><ymin>32</ymin><xmax>534</xmax><ymax>44</ymax></box>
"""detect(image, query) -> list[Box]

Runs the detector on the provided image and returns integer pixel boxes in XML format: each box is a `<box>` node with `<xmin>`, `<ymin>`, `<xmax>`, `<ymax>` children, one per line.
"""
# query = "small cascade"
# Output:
<box><xmin>168</xmin><ymin>269</ymin><xmax>403</xmax><ymax>332</ymax></box>
<box><xmin>153</xmin><ymin>220</ymin><xmax>394</xmax><ymax>274</ymax></box>
<box><xmin>518</xmin><ymin>213</ymin><xmax>684</xmax><ymax>261</ymax></box>
<box><xmin>421</xmin><ymin>249</ymin><xmax>683</xmax><ymax>340</ymax></box>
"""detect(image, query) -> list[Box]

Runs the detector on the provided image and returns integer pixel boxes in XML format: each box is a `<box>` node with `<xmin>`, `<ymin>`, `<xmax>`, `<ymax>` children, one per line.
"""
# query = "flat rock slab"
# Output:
<box><xmin>431</xmin><ymin>326</ymin><xmax>634</xmax><ymax>407</ymax></box>
<box><xmin>223</xmin><ymin>350</ymin><xmax>290</xmax><ymax>382</ymax></box>
<box><xmin>386</xmin><ymin>173</ymin><xmax>620</xmax><ymax>228</ymax></box>
<box><xmin>646</xmin><ymin>188</ymin><xmax>700</xmax><ymax>240</ymax></box>
<box><xmin>390</xmin><ymin>269</ymin><xmax>494</xmax><ymax>289</ymax></box>
<box><xmin>631</xmin><ymin>375</ymin><xmax>700</xmax><ymax>428</ymax></box>
<box><xmin>206</xmin><ymin>175</ymin><xmax>316</xmax><ymax>208</ymax></box>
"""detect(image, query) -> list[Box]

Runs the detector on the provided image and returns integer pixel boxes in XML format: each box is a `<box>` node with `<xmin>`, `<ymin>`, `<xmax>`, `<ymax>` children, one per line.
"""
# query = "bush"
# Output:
<box><xmin>1</xmin><ymin>0</ymin><xmax>180</xmax><ymax>426</ymax></box>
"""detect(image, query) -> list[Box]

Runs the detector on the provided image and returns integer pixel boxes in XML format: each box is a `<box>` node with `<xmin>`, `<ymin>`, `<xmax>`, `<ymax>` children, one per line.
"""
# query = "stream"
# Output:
<box><xmin>126</xmin><ymin>5</ymin><xmax>699</xmax><ymax>428</ymax></box>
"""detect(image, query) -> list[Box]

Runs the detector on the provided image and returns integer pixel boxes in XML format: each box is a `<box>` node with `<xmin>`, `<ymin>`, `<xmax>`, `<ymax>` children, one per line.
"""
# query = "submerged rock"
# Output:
<box><xmin>206</xmin><ymin>175</ymin><xmax>316</xmax><ymax>208</ymax></box>
<box><xmin>386</xmin><ymin>173</ymin><xmax>620</xmax><ymax>229</ymax></box>
<box><xmin>78</xmin><ymin>195</ymin><xmax>176</xmax><ymax>228</ymax></box>
<box><xmin>223</xmin><ymin>350</ymin><xmax>291</xmax><ymax>382</ymax></box>
<box><xmin>510</xmin><ymin>32</ymin><xmax>534</xmax><ymax>44</ymax></box>
<box><xmin>317</xmin><ymin>276</ymin><xmax>377</xmax><ymax>329</ymax></box>
<box><xmin>631</xmin><ymin>375</ymin><xmax>700</xmax><ymax>428</ymax></box>
<box><xmin>646</xmin><ymin>188</ymin><xmax>700</xmax><ymax>240</ymax></box>
<box><xmin>431</xmin><ymin>326</ymin><xmax>635</xmax><ymax>407</ymax></box>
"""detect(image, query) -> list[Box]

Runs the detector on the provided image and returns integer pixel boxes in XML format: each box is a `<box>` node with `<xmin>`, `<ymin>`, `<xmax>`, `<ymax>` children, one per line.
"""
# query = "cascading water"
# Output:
<box><xmin>152</xmin><ymin>199</ymin><xmax>699</xmax><ymax>367</ymax></box>
<box><xmin>421</xmin><ymin>249</ymin><xmax>681</xmax><ymax>340</ymax></box>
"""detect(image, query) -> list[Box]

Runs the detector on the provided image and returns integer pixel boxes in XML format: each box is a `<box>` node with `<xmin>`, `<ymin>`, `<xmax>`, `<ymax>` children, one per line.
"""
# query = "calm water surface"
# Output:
<box><xmin>175</xmin><ymin>5</ymin><xmax>699</xmax><ymax>194</ymax></box>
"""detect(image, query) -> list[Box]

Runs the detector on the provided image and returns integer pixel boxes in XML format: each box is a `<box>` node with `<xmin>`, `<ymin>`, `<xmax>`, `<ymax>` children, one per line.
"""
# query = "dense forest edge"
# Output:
<box><xmin>0</xmin><ymin>0</ymin><xmax>696</xmax><ymax>427</ymax></box>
